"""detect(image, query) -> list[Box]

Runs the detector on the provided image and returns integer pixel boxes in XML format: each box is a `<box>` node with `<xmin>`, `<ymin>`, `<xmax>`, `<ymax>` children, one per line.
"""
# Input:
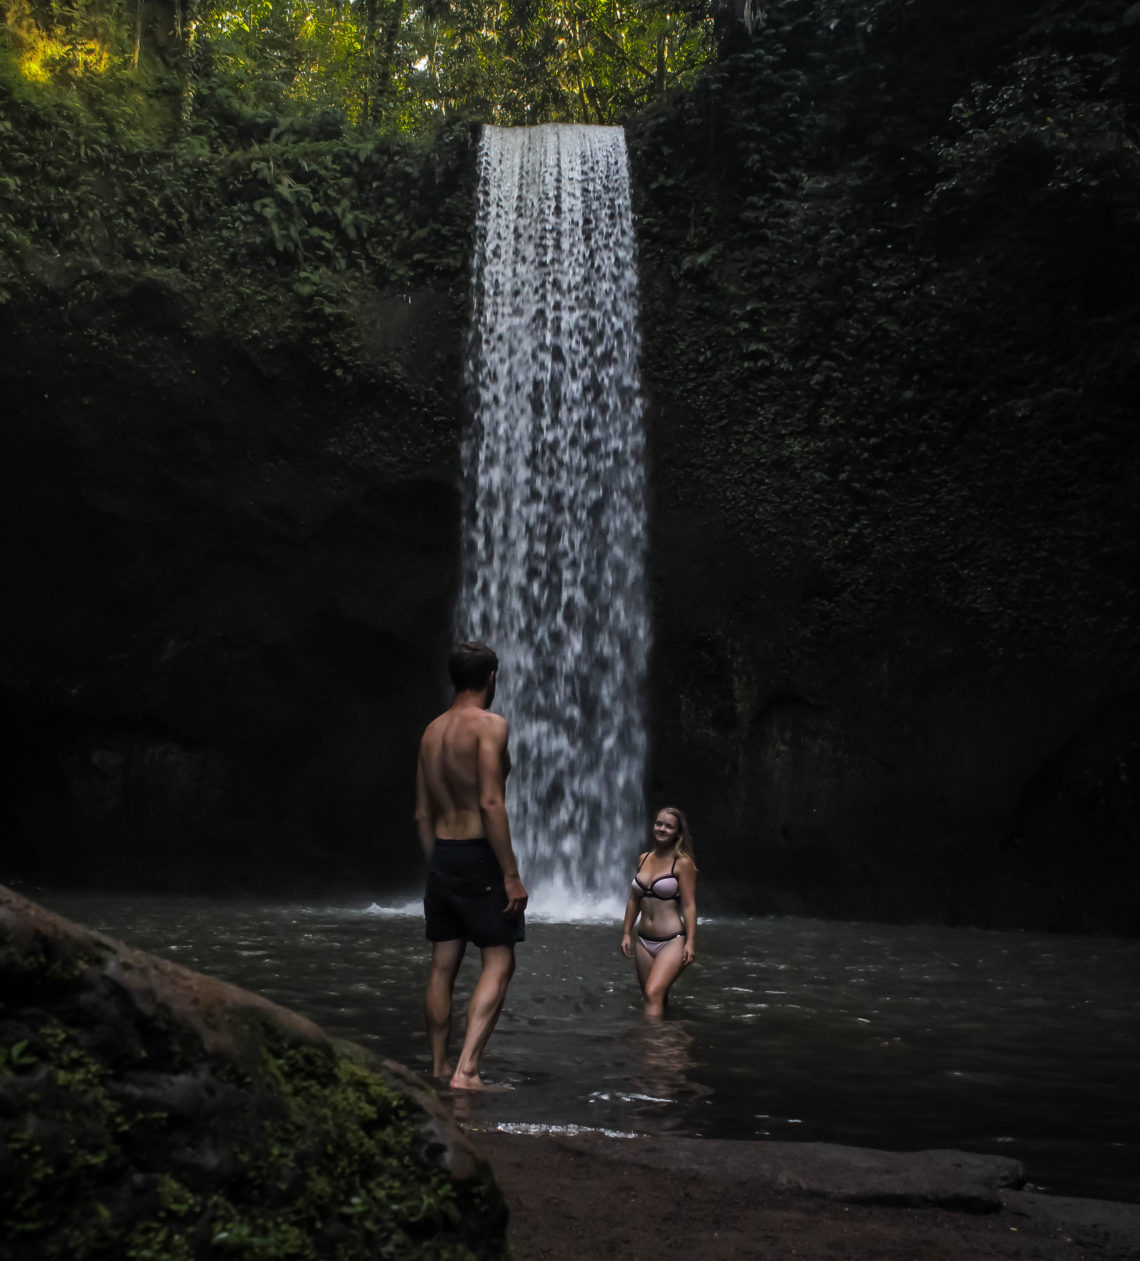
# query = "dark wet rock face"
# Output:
<box><xmin>0</xmin><ymin>266</ymin><xmax>461</xmax><ymax>895</ymax></box>
<box><xmin>628</xmin><ymin>0</ymin><xmax>1140</xmax><ymax>933</ymax></box>
<box><xmin>0</xmin><ymin>884</ymin><xmax>508</xmax><ymax>1259</ymax></box>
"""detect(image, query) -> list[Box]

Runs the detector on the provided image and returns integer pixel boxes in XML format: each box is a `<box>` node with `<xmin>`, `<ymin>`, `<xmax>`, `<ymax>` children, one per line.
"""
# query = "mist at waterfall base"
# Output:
<box><xmin>457</xmin><ymin>124</ymin><xmax>648</xmax><ymax>920</ymax></box>
<box><xmin>39</xmin><ymin>892</ymin><xmax>1140</xmax><ymax>1205</ymax></box>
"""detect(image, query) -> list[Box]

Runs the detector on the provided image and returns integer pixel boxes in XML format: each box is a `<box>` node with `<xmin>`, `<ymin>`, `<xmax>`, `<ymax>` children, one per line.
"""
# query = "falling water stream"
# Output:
<box><xmin>457</xmin><ymin>125</ymin><xmax>648</xmax><ymax>917</ymax></box>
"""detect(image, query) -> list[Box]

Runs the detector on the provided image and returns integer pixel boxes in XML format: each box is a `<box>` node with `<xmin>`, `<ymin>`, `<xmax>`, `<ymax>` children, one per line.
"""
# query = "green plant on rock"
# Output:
<box><xmin>0</xmin><ymin>997</ymin><xmax>498</xmax><ymax>1259</ymax></box>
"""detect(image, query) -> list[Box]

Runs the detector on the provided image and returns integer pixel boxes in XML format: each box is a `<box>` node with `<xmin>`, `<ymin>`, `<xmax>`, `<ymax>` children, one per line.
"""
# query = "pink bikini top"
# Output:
<box><xmin>631</xmin><ymin>853</ymin><xmax>680</xmax><ymax>901</ymax></box>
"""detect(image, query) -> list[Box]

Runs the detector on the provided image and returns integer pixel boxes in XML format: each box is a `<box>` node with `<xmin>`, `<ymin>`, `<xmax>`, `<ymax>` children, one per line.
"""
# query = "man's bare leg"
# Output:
<box><xmin>425</xmin><ymin>939</ymin><xmax>466</xmax><ymax>1080</ymax></box>
<box><xmin>450</xmin><ymin>944</ymin><xmax>516</xmax><ymax>1090</ymax></box>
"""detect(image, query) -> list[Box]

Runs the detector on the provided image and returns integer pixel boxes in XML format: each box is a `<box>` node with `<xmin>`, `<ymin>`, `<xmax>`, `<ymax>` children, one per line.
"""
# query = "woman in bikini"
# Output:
<box><xmin>620</xmin><ymin>806</ymin><xmax>698</xmax><ymax>1019</ymax></box>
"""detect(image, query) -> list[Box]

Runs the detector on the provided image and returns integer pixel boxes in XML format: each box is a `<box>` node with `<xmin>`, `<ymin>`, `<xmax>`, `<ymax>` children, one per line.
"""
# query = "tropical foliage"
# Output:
<box><xmin>0</xmin><ymin>0</ymin><xmax>716</xmax><ymax>133</ymax></box>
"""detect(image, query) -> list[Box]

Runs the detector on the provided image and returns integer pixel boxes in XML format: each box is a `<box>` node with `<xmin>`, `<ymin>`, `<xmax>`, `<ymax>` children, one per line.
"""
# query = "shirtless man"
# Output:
<box><xmin>415</xmin><ymin>641</ymin><xmax>528</xmax><ymax>1090</ymax></box>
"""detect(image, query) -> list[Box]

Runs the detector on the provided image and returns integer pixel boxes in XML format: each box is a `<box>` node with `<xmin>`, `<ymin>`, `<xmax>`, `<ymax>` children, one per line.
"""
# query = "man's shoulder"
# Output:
<box><xmin>474</xmin><ymin>709</ymin><xmax>509</xmax><ymax>738</ymax></box>
<box><xmin>423</xmin><ymin>706</ymin><xmax>507</xmax><ymax>738</ymax></box>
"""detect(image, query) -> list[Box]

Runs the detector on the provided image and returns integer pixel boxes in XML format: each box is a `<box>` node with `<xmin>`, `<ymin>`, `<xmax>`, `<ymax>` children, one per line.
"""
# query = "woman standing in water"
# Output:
<box><xmin>620</xmin><ymin>807</ymin><xmax>698</xmax><ymax>1019</ymax></box>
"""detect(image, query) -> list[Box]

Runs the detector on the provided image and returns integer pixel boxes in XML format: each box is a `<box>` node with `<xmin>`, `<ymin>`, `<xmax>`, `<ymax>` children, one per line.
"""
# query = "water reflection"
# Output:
<box><xmin>622</xmin><ymin>1021</ymin><xmax>711</xmax><ymax>1110</ymax></box>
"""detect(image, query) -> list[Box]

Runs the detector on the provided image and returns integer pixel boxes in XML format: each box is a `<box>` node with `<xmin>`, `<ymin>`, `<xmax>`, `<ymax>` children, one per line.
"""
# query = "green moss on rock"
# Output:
<box><xmin>0</xmin><ymin>886</ymin><xmax>508</xmax><ymax>1260</ymax></box>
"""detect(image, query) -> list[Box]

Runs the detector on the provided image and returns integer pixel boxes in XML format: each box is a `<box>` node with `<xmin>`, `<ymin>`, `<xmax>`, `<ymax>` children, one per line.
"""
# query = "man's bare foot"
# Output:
<box><xmin>446</xmin><ymin>1074</ymin><xmax>514</xmax><ymax>1093</ymax></box>
<box><xmin>449</xmin><ymin>1067</ymin><xmax>484</xmax><ymax>1090</ymax></box>
<box><xmin>432</xmin><ymin>1062</ymin><xmax>453</xmax><ymax>1082</ymax></box>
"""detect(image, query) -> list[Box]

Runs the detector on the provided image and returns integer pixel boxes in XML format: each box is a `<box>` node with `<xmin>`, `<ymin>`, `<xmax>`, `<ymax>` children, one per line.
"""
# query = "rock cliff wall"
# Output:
<box><xmin>0</xmin><ymin>263</ymin><xmax>464</xmax><ymax>895</ymax></box>
<box><xmin>629</xmin><ymin>0</ymin><xmax>1140</xmax><ymax>930</ymax></box>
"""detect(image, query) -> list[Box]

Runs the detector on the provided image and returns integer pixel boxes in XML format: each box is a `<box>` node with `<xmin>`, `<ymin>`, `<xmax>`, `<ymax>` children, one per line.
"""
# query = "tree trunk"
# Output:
<box><xmin>372</xmin><ymin>0</ymin><xmax>406</xmax><ymax>123</ymax></box>
<box><xmin>361</xmin><ymin>0</ymin><xmax>379</xmax><ymax>123</ymax></box>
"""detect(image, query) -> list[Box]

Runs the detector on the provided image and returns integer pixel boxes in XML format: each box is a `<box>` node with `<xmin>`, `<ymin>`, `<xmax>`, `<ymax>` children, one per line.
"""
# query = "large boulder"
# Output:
<box><xmin>0</xmin><ymin>884</ymin><xmax>508</xmax><ymax>1259</ymax></box>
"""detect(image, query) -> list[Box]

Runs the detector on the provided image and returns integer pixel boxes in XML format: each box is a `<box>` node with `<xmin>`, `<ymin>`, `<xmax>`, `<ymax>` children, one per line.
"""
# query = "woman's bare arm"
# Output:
<box><xmin>619</xmin><ymin>854</ymin><xmax>646</xmax><ymax>957</ymax></box>
<box><xmin>678</xmin><ymin>856</ymin><xmax>697</xmax><ymax>966</ymax></box>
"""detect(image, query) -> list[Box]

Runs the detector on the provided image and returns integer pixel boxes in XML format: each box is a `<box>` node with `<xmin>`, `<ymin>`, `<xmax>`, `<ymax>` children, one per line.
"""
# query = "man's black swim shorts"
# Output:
<box><xmin>424</xmin><ymin>838</ymin><xmax>526</xmax><ymax>947</ymax></box>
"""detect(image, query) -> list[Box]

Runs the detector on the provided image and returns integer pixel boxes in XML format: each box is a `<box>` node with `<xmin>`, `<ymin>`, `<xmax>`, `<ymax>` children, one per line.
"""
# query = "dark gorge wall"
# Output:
<box><xmin>0</xmin><ymin>108</ymin><xmax>476</xmax><ymax>893</ymax></box>
<box><xmin>629</xmin><ymin>0</ymin><xmax>1140</xmax><ymax>931</ymax></box>
<box><xmin>0</xmin><ymin>39</ymin><xmax>484</xmax><ymax>892</ymax></box>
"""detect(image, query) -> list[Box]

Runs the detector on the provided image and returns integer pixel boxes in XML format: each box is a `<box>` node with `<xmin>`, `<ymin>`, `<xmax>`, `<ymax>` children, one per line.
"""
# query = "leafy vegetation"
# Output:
<box><xmin>0</xmin><ymin>0</ymin><xmax>716</xmax><ymax>359</ymax></box>
<box><xmin>632</xmin><ymin>0</ymin><xmax>1140</xmax><ymax>672</ymax></box>
<box><xmin>1</xmin><ymin>0</ymin><xmax>716</xmax><ymax>133</ymax></box>
<box><xmin>627</xmin><ymin>0</ymin><xmax>1140</xmax><ymax>901</ymax></box>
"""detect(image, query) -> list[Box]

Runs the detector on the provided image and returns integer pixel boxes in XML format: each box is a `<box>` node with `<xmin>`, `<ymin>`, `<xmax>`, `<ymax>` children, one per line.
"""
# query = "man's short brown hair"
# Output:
<box><xmin>449</xmin><ymin>641</ymin><xmax>498</xmax><ymax>692</ymax></box>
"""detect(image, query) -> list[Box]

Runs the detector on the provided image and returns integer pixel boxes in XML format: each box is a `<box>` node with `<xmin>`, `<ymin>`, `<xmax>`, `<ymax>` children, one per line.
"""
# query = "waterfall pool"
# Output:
<box><xmin>38</xmin><ymin>892</ymin><xmax>1140</xmax><ymax>1205</ymax></box>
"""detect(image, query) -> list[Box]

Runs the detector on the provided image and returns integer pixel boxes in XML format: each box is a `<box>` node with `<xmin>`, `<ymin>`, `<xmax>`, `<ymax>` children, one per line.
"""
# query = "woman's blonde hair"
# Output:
<box><xmin>657</xmin><ymin>806</ymin><xmax>697</xmax><ymax>869</ymax></box>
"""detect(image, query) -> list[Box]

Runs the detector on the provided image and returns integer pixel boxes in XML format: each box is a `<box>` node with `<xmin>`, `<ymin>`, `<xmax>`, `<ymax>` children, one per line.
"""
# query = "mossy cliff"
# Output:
<box><xmin>629</xmin><ymin>0</ymin><xmax>1140</xmax><ymax>930</ymax></box>
<box><xmin>0</xmin><ymin>883</ymin><xmax>507</xmax><ymax>1259</ymax></box>
<box><xmin>0</xmin><ymin>80</ymin><xmax>477</xmax><ymax>893</ymax></box>
<box><xmin>1</xmin><ymin>0</ymin><xmax>1138</xmax><ymax>929</ymax></box>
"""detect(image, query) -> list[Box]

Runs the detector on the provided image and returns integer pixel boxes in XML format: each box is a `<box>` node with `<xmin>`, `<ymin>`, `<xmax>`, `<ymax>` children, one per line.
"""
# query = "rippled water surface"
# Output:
<box><xmin>39</xmin><ymin>894</ymin><xmax>1140</xmax><ymax>1203</ymax></box>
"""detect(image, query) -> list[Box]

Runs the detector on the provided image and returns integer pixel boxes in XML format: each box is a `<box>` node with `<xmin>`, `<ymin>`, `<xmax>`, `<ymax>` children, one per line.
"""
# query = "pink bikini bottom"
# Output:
<box><xmin>637</xmin><ymin>930</ymin><xmax>684</xmax><ymax>958</ymax></box>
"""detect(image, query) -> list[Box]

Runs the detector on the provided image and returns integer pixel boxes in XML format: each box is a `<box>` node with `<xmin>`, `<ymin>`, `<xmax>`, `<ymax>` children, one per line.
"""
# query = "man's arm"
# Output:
<box><xmin>414</xmin><ymin>752</ymin><xmax>435</xmax><ymax>862</ymax></box>
<box><xmin>476</xmin><ymin>717</ymin><xmax>528</xmax><ymax>916</ymax></box>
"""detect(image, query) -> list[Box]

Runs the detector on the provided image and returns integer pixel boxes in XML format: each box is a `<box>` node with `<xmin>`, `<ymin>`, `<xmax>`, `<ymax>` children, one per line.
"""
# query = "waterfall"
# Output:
<box><xmin>458</xmin><ymin>124</ymin><xmax>649</xmax><ymax>920</ymax></box>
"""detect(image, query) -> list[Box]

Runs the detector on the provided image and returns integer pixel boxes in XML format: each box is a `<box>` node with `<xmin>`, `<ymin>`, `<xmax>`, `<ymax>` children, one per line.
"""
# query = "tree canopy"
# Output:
<box><xmin>1</xmin><ymin>0</ymin><xmax>717</xmax><ymax>134</ymax></box>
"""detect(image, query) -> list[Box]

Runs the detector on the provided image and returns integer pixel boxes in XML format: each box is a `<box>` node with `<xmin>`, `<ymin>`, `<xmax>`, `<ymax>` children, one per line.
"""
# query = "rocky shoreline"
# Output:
<box><xmin>470</xmin><ymin>1128</ymin><xmax>1140</xmax><ymax>1261</ymax></box>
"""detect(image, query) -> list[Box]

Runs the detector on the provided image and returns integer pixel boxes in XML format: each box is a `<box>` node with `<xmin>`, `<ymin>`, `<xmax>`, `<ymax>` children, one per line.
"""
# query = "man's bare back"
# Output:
<box><xmin>416</xmin><ymin>697</ymin><xmax>525</xmax><ymax>918</ymax></box>
<box><xmin>417</xmin><ymin>705</ymin><xmax>511</xmax><ymax>845</ymax></box>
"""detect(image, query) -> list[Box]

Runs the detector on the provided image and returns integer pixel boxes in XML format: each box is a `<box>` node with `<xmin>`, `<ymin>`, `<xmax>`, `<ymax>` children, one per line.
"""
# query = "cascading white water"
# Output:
<box><xmin>458</xmin><ymin>124</ymin><xmax>649</xmax><ymax>920</ymax></box>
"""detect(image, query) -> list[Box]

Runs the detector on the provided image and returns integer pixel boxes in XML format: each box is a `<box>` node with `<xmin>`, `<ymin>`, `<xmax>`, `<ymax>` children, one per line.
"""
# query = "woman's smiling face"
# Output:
<box><xmin>653</xmin><ymin>810</ymin><xmax>679</xmax><ymax>845</ymax></box>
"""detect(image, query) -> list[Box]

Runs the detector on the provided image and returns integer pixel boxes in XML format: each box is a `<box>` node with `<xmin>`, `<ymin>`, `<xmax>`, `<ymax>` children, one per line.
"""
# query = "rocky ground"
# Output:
<box><xmin>470</xmin><ymin>1129</ymin><xmax>1140</xmax><ymax>1261</ymax></box>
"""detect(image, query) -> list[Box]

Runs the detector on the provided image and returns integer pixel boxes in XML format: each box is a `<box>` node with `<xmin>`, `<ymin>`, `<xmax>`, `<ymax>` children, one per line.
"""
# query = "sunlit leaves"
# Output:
<box><xmin>0</xmin><ymin>0</ymin><xmax>717</xmax><ymax>131</ymax></box>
